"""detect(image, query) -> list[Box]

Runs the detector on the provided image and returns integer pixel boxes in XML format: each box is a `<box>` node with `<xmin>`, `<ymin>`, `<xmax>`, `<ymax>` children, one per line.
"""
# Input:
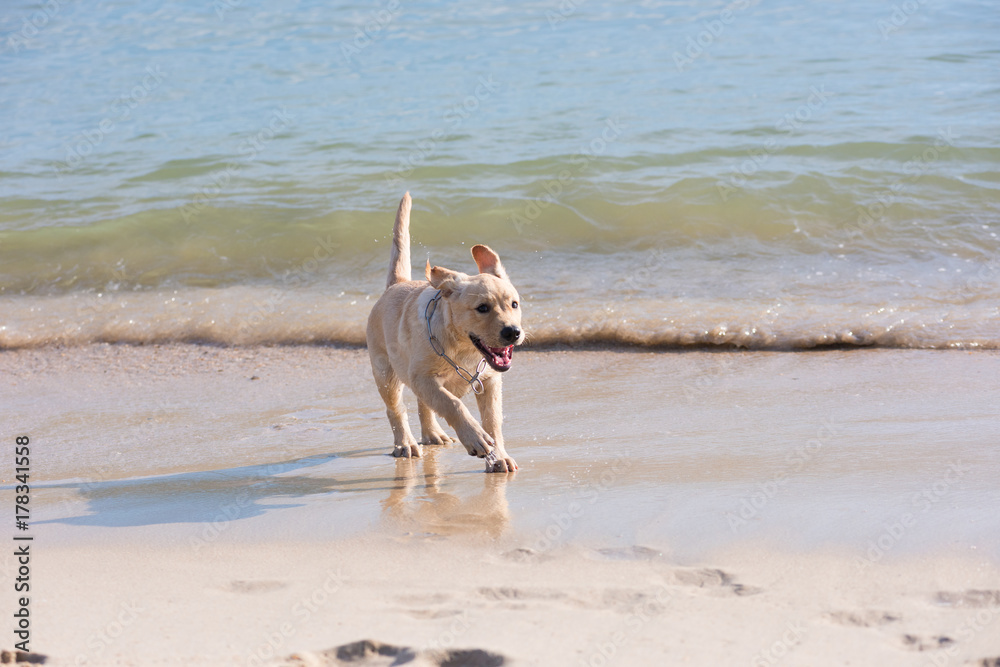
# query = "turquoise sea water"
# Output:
<box><xmin>1</xmin><ymin>0</ymin><xmax>998</xmax><ymax>348</ymax></box>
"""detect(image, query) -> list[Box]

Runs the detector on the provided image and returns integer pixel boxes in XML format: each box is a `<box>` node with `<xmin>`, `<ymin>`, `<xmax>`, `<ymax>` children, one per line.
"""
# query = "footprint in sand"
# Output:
<box><xmin>478</xmin><ymin>586</ymin><xmax>569</xmax><ymax>603</ymax></box>
<box><xmin>428</xmin><ymin>649</ymin><xmax>506</xmax><ymax>667</ymax></box>
<box><xmin>672</xmin><ymin>567</ymin><xmax>762</xmax><ymax>597</ymax></box>
<box><xmin>476</xmin><ymin>586</ymin><xmax>573</xmax><ymax>611</ymax></box>
<box><xmin>500</xmin><ymin>547</ymin><xmax>544</xmax><ymax>563</ymax></box>
<box><xmin>477</xmin><ymin>584</ymin><xmax>672</xmax><ymax>614</ymax></box>
<box><xmin>594</xmin><ymin>546</ymin><xmax>668</xmax><ymax>561</ymax></box>
<box><xmin>590</xmin><ymin>589</ymin><xmax>672</xmax><ymax>614</ymax></box>
<box><xmin>0</xmin><ymin>650</ymin><xmax>47</xmax><ymax>665</ymax></box>
<box><xmin>282</xmin><ymin>639</ymin><xmax>506</xmax><ymax>666</ymax></box>
<box><xmin>589</xmin><ymin>547</ymin><xmax>762</xmax><ymax>597</ymax></box>
<box><xmin>222</xmin><ymin>580</ymin><xmax>289</xmax><ymax>594</ymax></box>
<box><xmin>824</xmin><ymin>610</ymin><xmax>901</xmax><ymax>627</ymax></box>
<box><xmin>935</xmin><ymin>590</ymin><xmax>1000</xmax><ymax>608</ymax></box>
<box><xmin>478</xmin><ymin>586</ymin><xmax>530</xmax><ymax>602</ymax></box>
<box><xmin>899</xmin><ymin>634</ymin><xmax>956</xmax><ymax>652</ymax></box>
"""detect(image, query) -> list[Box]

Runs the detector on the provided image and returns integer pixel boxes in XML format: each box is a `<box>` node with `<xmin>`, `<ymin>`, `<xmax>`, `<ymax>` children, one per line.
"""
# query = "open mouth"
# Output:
<box><xmin>470</xmin><ymin>334</ymin><xmax>514</xmax><ymax>372</ymax></box>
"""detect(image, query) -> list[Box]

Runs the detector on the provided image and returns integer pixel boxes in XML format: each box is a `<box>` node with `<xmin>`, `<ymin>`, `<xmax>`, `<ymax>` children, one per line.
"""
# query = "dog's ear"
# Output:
<box><xmin>471</xmin><ymin>244</ymin><xmax>507</xmax><ymax>279</ymax></box>
<box><xmin>427</xmin><ymin>260</ymin><xmax>465</xmax><ymax>297</ymax></box>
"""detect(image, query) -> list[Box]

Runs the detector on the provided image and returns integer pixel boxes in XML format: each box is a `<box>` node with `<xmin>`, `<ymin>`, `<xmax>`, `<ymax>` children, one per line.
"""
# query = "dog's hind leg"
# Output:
<box><xmin>371</xmin><ymin>357</ymin><xmax>422</xmax><ymax>458</ymax></box>
<box><xmin>418</xmin><ymin>400</ymin><xmax>454</xmax><ymax>445</ymax></box>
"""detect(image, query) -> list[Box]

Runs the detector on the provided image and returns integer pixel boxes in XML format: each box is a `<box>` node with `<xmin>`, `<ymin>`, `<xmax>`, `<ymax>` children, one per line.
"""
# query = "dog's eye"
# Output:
<box><xmin>512</xmin><ymin>301</ymin><xmax>518</xmax><ymax>309</ymax></box>
<box><xmin>476</xmin><ymin>304</ymin><xmax>490</xmax><ymax>313</ymax></box>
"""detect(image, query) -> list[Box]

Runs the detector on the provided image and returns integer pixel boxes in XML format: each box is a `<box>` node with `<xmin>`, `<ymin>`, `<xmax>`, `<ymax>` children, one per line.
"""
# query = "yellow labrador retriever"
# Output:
<box><xmin>366</xmin><ymin>193</ymin><xmax>523</xmax><ymax>473</ymax></box>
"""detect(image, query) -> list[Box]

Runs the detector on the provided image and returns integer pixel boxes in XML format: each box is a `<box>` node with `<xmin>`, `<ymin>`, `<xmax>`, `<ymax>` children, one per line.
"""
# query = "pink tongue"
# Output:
<box><xmin>489</xmin><ymin>345</ymin><xmax>513</xmax><ymax>364</ymax></box>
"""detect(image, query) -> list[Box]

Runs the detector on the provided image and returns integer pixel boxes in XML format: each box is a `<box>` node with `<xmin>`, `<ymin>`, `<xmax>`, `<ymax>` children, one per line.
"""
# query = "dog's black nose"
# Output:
<box><xmin>500</xmin><ymin>326</ymin><xmax>521</xmax><ymax>344</ymax></box>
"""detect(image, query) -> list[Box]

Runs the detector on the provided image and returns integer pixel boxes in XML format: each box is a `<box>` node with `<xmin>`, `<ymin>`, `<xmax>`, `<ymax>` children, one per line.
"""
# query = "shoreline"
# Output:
<box><xmin>4</xmin><ymin>337</ymin><xmax>1000</xmax><ymax>353</ymax></box>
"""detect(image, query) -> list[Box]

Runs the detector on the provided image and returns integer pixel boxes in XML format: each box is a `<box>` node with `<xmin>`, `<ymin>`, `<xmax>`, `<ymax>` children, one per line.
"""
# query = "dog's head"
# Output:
<box><xmin>426</xmin><ymin>245</ymin><xmax>523</xmax><ymax>372</ymax></box>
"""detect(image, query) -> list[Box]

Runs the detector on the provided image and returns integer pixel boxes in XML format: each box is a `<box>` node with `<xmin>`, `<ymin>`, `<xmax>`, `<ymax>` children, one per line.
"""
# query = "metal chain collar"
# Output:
<box><xmin>424</xmin><ymin>290</ymin><xmax>487</xmax><ymax>394</ymax></box>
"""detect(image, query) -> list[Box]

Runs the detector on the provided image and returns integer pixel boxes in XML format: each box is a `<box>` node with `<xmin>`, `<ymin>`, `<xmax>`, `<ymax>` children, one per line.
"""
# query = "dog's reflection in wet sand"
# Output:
<box><xmin>381</xmin><ymin>449</ymin><xmax>511</xmax><ymax>539</ymax></box>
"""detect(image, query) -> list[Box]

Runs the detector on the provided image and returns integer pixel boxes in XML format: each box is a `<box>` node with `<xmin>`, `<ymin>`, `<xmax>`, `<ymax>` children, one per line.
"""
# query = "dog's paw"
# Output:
<box><xmin>485</xmin><ymin>454</ymin><xmax>518</xmax><ymax>473</ymax></box>
<box><xmin>392</xmin><ymin>443</ymin><xmax>423</xmax><ymax>458</ymax></box>
<box><xmin>458</xmin><ymin>424</ymin><xmax>495</xmax><ymax>458</ymax></box>
<box><xmin>420</xmin><ymin>430</ymin><xmax>454</xmax><ymax>446</ymax></box>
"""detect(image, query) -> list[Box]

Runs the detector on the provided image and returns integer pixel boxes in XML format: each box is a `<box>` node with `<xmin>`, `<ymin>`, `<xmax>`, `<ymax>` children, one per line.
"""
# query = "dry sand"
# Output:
<box><xmin>1</xmin><ymin>344</ymin><xmax>999</xmax><ymax>666</ymax></box>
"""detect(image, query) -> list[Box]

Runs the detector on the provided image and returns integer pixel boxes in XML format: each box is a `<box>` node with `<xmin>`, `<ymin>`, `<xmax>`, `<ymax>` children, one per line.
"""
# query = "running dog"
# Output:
<box><xmin>366</xmin><ymin>193</ymin><xmax>523</xmax><ymax>473</ymax></box>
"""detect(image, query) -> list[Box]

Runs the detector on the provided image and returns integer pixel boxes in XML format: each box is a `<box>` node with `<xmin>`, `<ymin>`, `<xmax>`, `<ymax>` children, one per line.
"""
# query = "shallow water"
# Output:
<box><xmin>2</xmin><ymin>0</ymin><xmax>999</xmax><ymax>349</ymax></box>
<box><xmin>10</xmin><ymin>347</ymin><xmax>998</xmax><ymax>561</ymax></box>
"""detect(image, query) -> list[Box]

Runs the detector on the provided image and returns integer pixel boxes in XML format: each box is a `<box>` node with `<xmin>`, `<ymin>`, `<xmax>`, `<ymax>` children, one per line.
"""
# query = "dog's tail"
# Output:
<box><xmin>386</xmin><ymin>192</ymin><xmax>412</xmax><ymax>289</ymax></box>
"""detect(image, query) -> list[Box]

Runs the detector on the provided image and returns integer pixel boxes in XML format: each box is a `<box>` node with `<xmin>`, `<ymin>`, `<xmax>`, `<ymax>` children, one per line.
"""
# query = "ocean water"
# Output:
<box><xmin>1</xmin><ymin>0</ymin><xmax>998</xmax><ymax>349</ymax></box>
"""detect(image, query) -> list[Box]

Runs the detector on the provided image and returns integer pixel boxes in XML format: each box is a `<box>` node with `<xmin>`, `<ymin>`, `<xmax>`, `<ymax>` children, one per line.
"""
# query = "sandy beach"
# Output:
<box><xmin>2</xmin><ymin>344</ymin><xmax>999</xmax><ymax>665</ymax></box>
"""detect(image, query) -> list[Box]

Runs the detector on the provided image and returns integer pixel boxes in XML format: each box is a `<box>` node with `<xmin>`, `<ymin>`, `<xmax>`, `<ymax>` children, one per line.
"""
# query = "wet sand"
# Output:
<box><xmin>1</xmin><ymin>344</ymin><xmax>999</xmax><ymax>665</ymax></box>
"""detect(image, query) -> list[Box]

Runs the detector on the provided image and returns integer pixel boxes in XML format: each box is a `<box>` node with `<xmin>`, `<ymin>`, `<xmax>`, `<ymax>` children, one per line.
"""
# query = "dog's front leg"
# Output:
<box><xmin>412</xmin><ymin>376</ymin><xmax>495</xmax><ymax>459</ymax></box>
<box><xmin>476</xmin><ymin>375</ymin><xmax>517</xmax><ymax>473</ymax></box>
